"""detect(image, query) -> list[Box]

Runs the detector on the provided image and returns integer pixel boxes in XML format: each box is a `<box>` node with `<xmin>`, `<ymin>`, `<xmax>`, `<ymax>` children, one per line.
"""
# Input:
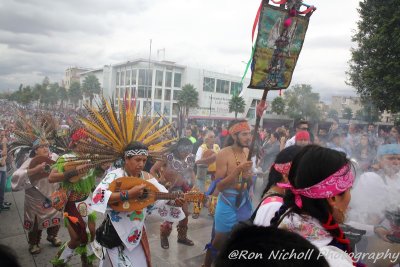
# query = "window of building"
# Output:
<box><xmin>138</xmin><ymin>86</ymin><xmax>145</xmax><ymax>98</ymax></box>
<box><xmin>130</xmin><ymin>87</ymin><xmax>136</xmax><ymax>98</ymax></box>
<box><xmin>172</xmin><ymin>89</ymin><xmax>180</xmax><ymax>101</ymax></box>
<box><xmin>120</xmin><ymin>71</ymin><xmax>125</xmax><ymax>86</ymax></box>
<box><xmin>246</xmin><ymin>109</ymin><xmax>255</xmax><ymax>119</ymax></box>
<box><xmin>230</xmin><ymin>82</ymin><xmax>242</xmax><ymax>95</ymax></box>
<box><xmin>250</xmin><ymin>99</ymin><xmax>259</xmax><ymax>107</ymax></box>
<box><xmin>143</xmin><ymin>100</ymin><xmax>151</xmax><ymax>113</ymax></box>
<box><xmin>138</xmin><ymin>69</ymin><xmax>152</xmax><ymax>86</ymax></box>
<box><xmin>154</xmin><ymin>88</ymin><xmax>162</xmax><ymax>100</ymax></box>
<box><xmin>163</xmin><ymin>102</ymin><xmax>171</xmax><ymax>116</ymax></box>
<box><xmin>154</xmin><ymin>102</ymin><xmax>161</xmax><ymax>113</ymax></box>
<box><xmin>172</xmin><ymin>103</ymin><xmax>179</xmax><ymax>115</ymax></box>
<box><xmin>132</xmin><ymin>69</ymin><xmax>137</xmax><ymax>86</ymax></box>
<box><xmin>203</xmin><ymin>77</ymin><xmax>215</xmax><ymax>92</ymax></box>
<box><xmin>155</xmin><ymin>70</ymin><xmax>163</xmax><ymax>87</ymax></box>
<box><xmin>164</xmin><ymin>89</ymin><xmax>171</xmax><ymax>100</ymax></box>
<box><xmin>174</xmin><ymin>73</ymin><xmax>182</xmax><ymax>88</ymax></box>
<box><xmin>146</xmin><ymin>87</ymin><xmax>152</xmax><ymax>98</ymax></box>
<box><xmin>165</xmin><ymin>71</ymin><xmax>172</xmax><ymax>87</ymax></box>
<box><xmin>216</xmin><ymin>79</ymin><xmax>229</xmax><ymax>94</ymax></box>
<box><xmin>116</xmin><ymin>72</ymin><xmax>120</xmax><ymax>86</ymax></box>
<box><xmin>137</xmin><ymin>86</ymin><xmax>151</xmax><ymax>98</ymax></box>
<box><xmin>126</xmin><ymin>70</ymin><xmax>131</xmax><ymax>85</ymax></box>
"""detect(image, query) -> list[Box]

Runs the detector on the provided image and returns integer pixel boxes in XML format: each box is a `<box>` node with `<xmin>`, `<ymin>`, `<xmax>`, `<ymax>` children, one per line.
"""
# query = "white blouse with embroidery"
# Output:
<box><xmin>91</xmin><ymin>168</ymin><xmax>185</xmax><ymax>251</ymax></box>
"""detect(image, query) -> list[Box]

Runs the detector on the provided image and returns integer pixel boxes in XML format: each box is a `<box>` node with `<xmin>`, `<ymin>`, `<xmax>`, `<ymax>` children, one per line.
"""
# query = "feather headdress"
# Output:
<box><xmin>66</xmin><ymin>89</ymin><xmax>176</xmax><ymax>167</ymax></box>
<box><xmin>9</xmin><ymin>111</ymin><xmax>57</xmax><ymax>154</ymax></box>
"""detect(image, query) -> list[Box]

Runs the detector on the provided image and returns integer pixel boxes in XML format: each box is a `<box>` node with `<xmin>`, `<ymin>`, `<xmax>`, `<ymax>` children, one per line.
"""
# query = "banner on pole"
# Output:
<box><xmin>249</xmin><ymin>2</ymin><xmax>311</xmax><ymax>90</ymax></box>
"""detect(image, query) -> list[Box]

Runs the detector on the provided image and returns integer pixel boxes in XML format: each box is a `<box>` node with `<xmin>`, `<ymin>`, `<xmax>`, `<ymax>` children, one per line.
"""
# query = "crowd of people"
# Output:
<box><xmin>0</xmin><ymin>98</ymin><xmax>399</xmax><ymax>267</ymax></box>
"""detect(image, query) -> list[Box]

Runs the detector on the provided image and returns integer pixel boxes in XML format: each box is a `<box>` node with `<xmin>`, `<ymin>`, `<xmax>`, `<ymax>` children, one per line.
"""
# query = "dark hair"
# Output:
<box><xmin>271</xmin><ymin>132</ymin><xmax>280</xmax><ymax>140</ymax></box>
<box><xmin>271</xmin><ymin>145</ymin><xmax>352</xmax><ymax>252</ymax></box>
<box><xmin>215</xmin><ymin>225</ymin><xmax>329</xmax><ymax>267</ymax></box>
<box><xmin>223</xmin><ymin>119</ymin><xmax>248</xmax><ymax>148</ymax></box>
<box><xmin>0</xmin><ymin>245</ymin><xmax>22</xmax><ymax>267</ymax></box>
<box><xmin>262</xmin><ymin>145</ymin><xmax>303</xmax><ymax>196</ymax></box>
<box><xmin>170</xmin><ymin>137</ymin><xmax>193</xmax><ymax>157</ymax></box>
<box><xmin>296</xmin><ymin>120</ymin><xmax>308</xmax><ymax>128</ymax></box>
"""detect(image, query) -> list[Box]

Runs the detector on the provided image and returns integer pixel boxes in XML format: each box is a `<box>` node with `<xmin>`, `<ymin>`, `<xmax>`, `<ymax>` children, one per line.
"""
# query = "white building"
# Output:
<box><xmin>78</xmin><ymin>59</ymin><xmax>265</xmax><ymax>125</ymax></box>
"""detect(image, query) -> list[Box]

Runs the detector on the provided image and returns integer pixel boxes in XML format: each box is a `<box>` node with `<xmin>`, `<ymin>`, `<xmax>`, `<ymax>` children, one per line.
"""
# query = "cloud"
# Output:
<box><xmin>0</xmin><ymin>0</ymin><xmax>361</xmax><ymax>102</ymax></box>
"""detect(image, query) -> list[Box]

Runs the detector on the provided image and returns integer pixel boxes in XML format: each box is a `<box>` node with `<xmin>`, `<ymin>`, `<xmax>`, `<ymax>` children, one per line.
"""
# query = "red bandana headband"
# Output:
<box><xmin>229</xmin><ymin>122</ymin><xmax>250</xmax><ymax>135</ymax></box>
<box><xmin>273</xmin><ymin>162</ymin><xmax>292</xmax><ymax>175</ymax></box>
<box><xmin>277</xmin><ymin>164</ymin><xmax>354</xmax><ymax>208</ymax></box>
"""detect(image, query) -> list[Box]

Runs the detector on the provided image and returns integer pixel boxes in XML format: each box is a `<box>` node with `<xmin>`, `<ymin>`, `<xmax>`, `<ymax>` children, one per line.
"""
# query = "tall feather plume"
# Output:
<box><xmin>9</xmin><ymin>111</ymin><xmax>58</xmax><ymax>155</ymax></box>
<box><xmin>70</xmin><ymin>88</ymin><xmax>176</xmax><ymax>167</ymax></box>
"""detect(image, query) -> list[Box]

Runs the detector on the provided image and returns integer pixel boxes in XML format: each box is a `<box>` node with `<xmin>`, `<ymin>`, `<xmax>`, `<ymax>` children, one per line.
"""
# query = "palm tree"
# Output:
<box><xmin>68</xmin><ymin>81</ymin><xmax>83</xmax><ymax>108</ymax></box>
<box><xmin>229</xmin><ymin>95</ymin><xmax>245</xmax><ymax>118</ymax></box>
<box><xmin>57</xmin><ymin>86</ymin><xmax>68</xmax><ymax>109</ymax></box>
<box><xmin>271</xmin><ymin>97</ymin><xmax>285</xmax><ymax>115</ymax></box>
<box><xmin>177</xmin><ymin>83</ymin><xmax>199</xmax><ymax>119</ymax></box>
<box><xmin>82</xmin><ymin>75</ymin><xmax>101</xmax><ymax>106</ymax></box>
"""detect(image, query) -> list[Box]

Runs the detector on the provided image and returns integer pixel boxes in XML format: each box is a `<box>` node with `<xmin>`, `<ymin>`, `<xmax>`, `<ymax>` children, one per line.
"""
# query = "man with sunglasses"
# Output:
<box><xmin>285</xmin><ymin>120</ymin><xmax>309</xmax><ymax>148</ymax></box>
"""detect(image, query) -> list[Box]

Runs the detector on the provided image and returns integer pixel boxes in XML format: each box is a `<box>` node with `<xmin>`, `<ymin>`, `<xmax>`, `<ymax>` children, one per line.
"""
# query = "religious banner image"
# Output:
<box><xmin>249</xmin><ymin>2</ymin><xmax>311</xmax><ymax>90</ymax></box>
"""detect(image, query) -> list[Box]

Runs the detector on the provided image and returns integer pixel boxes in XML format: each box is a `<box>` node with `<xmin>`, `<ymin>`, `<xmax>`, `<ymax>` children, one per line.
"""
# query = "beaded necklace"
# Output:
<box><xmin>231</xmin><ymin>147</ymin><xmax>247</xmax><ymax>188</ymax></box>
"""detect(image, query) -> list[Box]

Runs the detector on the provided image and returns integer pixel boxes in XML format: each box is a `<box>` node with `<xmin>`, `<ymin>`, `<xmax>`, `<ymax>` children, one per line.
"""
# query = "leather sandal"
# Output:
<box><xmin>177</xmin><ymin>238</ymin><xmax>194</xmax><ymax>246</ymax></box>
<box><xmin>161</xmin><ymin>236</ymin><xmax>169</xmax><ymax>249</ymax></box>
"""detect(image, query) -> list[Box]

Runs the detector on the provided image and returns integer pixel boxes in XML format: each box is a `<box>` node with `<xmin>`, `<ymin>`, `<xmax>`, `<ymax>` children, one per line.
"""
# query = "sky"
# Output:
<box><xmin>0</xmin><ymin>0</ymin><xmax>361</xmax><ymax>102</ymax></box>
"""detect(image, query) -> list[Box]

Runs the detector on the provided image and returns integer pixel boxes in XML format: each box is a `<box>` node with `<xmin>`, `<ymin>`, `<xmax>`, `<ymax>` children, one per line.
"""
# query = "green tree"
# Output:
<box><xmin>229</xmin><ymin>95</ymin><xmax>246</xmax><ymax>118</ymax></box>
<box><xmin>82</xmin><ymin>75</ymin><xmax>101</xmax><ymax>106</ymax></box>
<box><xmin>42</xmin><ymin>76</ymin><xmax>50</xmax><ymax>90</ymax></box>
<box><xmin>347</xmin><ymin>0</ymin><xmax>400</xmax><ymax>113</ymax></box>
<box><xmin>177</xmin><ymin>84</ymin><xmax>199</xmax><ymax>118</ymax></box>
<box><xmin>327</xmin><ymin>109</ymin><xmax>339</xmax><ymax>120</ymax></box>
<box><xmin>342</xmin><ymin>107</ymin><xmax>353</xmax><ymax>121</ymax></box>
<box><xmin>284</xmin><ymin>84</ymin><xmax>321</xmax><ymax>121</ymax></box>
<box><xmin>57</xmin><ymin>86</ymin><xmax>68</xmax><ymax>108</ymax></box>
<box><xmin>355</xmin><ymin>110</ymin><xmax>364</xmax><ymax>121</ymax></box>
<box><xmin>68</xmin><ymin>81</ymin><xmax>82</xmax><ymax>108</ymax></box>
<box><xmin>271</xmin><ymin>97</ymin><xmax>285</xmax><ymax>115</ymax></box>
<box><xmin>45</xmin><ymin>83</ymin><xmax>59</xmax><ymax>107</ymax></box>
<box><xmin>9</xmin><ymin>85</ymin><xmax>32</xmax><ymax>105</ymax></box>
<box><xmin>355</xmin><ymin>103</ymin><xmax>381</xmax><ymax>122</ymax></box>
<box><xmin>32</xmin><ymin>83</ymin><xmax>46</xmax><ymax>107</ymax></box>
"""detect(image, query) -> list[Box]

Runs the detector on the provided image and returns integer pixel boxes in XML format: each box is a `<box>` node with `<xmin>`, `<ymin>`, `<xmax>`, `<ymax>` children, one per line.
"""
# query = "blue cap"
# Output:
<box><xmin>377</xmin><ymin>144</ymin><xmax>400</xmax><ymax>157</ymax></box>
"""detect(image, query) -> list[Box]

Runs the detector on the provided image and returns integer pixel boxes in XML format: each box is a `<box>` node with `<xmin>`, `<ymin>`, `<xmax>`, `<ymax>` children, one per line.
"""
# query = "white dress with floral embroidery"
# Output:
<box><xmin>91</xmin><ymin>168</ymin><xmax>185</xmax><ymax>267</ymax></box>
<box><xmin>279</xmin><ymin>213</ymin><xmax>353</xmax><ymax>267</ymax></box>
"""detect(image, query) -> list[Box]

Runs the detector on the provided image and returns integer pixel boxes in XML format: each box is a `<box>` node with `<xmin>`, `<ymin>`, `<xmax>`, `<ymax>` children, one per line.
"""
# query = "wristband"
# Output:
<box><xmin>120</xmin><ymin>190</ymin><xmax>129</xmax><ymax>201</ymax></box>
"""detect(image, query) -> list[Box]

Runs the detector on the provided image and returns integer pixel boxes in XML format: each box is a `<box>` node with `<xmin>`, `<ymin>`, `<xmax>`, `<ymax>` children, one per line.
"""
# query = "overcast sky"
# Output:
<box><xmin>0</xmin><ymin>0</ymin><xmax>361</xmax><ymax>102</ymax></box>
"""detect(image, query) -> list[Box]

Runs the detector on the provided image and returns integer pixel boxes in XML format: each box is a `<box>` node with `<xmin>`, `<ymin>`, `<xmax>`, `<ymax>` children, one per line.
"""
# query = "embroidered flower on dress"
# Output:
<box><xmin>158</xmin><ymin>206</ymin><xmax>168</xmax><ymax>217</ymax></box>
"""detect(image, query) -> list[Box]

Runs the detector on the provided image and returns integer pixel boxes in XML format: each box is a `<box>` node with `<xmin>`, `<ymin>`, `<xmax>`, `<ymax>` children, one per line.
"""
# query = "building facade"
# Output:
<box><xmin>77</xmin><ymin>59</ymin><xmax>264</xmax><ymax>125</ymax></box>
<box><xmin>330</xmin><ymin>96</ymin><xmax>362</xmax><ymax>119</ymax></box>
<box><xmin>64</xmin><ymin>67</ymin><xmax>91</xmax><ymax>89</ymax></box>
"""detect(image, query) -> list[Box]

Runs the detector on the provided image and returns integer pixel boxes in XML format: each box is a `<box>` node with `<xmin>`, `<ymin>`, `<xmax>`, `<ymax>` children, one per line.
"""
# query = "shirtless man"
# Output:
<box><xmin>203</xmin><ymin>119</ymin><xmax>254</xmax><ymax>267</ymax></box>
<box><xmin>150</xmin><ymin>137</ymin><xmax>196</xmax><ymax>249</ymax></box>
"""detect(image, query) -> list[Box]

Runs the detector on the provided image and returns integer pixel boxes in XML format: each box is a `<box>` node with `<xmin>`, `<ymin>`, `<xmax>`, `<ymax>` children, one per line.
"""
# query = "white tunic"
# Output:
<box><xmin>91</xmin><ymin>168</ymin><xmax>185</xmax><ymax>267</ymax></box>
<box><xmin>253</xmin><ymin>195</ymin><xmax>283</xmax><ymax>227</ymax></box>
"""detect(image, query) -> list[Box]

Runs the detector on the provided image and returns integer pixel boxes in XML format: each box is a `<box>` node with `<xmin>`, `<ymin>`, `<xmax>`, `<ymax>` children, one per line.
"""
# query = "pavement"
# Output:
<box><xmin>0</xmin><ymin>176</ymin><xmax>265</xmax><ymax>267</ymax></box>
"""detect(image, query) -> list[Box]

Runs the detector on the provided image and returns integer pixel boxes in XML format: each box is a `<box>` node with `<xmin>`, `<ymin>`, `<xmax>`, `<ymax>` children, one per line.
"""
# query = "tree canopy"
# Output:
<box><xmin>271</xmin><ymin>96</ymin><xmax>285</xmax><ymax>115</ymax></box>
<box><xmin>229</xmin><ymin>95</ymin><xmax>245</xmax><ymax>118</ymax></box>
<box><xmin>283</xmin><ymin>84</ymin><xmax>321</xmax><ymax>121</ymax></box>
<box><xmin>347</xmin><ymin>0</ymin><xmax>400</xmax><ymax>112</ymax></box>
<box><xmin>177</xmin><ymin>84</ymin><xmax>199</xmax><ymax>118</ymax></box>
<box><xmin>82</xmin><ymin>74</ymin><xmax>101</xmax><ymax>106</ymax></box>
<box><xmin>342</xmin><ymin>107</ymin><xmax>353</xmax><ymax>121</ymax></box>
